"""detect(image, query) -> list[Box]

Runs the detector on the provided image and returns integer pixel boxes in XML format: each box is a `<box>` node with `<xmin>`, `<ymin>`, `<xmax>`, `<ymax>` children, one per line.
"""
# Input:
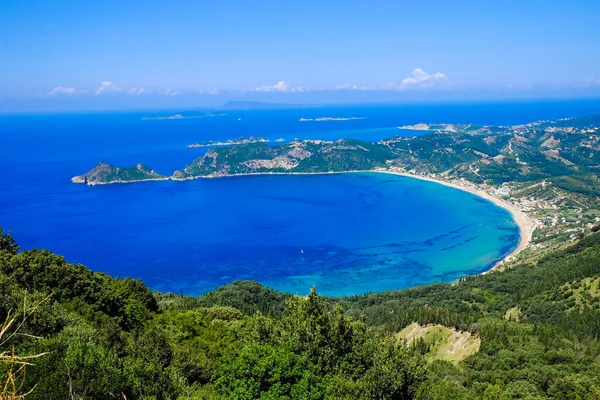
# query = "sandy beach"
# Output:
<box><xmin>374</xmin><ymin>170</ymin><xmax>534</xmax><ymax>272</ymax></box>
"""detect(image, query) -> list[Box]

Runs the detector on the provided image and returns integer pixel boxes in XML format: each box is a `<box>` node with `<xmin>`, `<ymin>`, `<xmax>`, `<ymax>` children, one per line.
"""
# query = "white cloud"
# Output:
<box><xmin>336</xmin><ymin>84</ymin><xmax>383</xmax><ymax>91</ymax></box>
<box><xmin>400</xmin><ymin>68</ymin><xmax>447</xmax><ymax>89</ymax></box>
<box><xmin>359</xmin><ymin>85</ymin><xmax>379</xmax><ymax>91</ymax></box>
<box><xmin>95</xmin><ymin>81</ymin><xmax>119</xmax><ymax>95</ymax></box>
<box><xmin>335</xmin><ymin>71</ymin><xmax>447</xmax><ymax>92</ymax></box>
<box><xmin>335</xmin><ymin>84</ymin><xmax>358</xmax><ymax>90</ymax></box>
<box><xmin>48</xmin><ymin>86</ymin><xmax>81</xmax><ymax>95</ymax></box>
<box><xmin>199</xmin><ymin>88</ymin><xmax>221</xmax><ymax>95</ymax></box>
<box><xmin>164</xmin><ymin>88</ymin><xmax>181</xmax><ymax>96</ymax></box>
<box><xmin>252</xmin><ymin>81</ymin><xmax>305</xmax><ymax>92</ymax></box>
<box><xmin>127</xmin><ymin>88</ymin><xmax>145</xmax><ymax>95</ymax></box>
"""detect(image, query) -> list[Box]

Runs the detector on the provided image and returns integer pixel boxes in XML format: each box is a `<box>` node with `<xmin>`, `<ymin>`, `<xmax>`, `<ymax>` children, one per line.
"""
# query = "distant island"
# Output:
<box><xmin>187</xmin><ymin>136</ymin><xmax>270</xmax><ymax>148</ymax></box>
<box><xmin>299</xmin><ymin>117</ymin><xmax>365</xmax><ymax>122</ymax></box>
<box><xmin>141</xmin><ymin>111</ymin><xmax>226</xmax><ymax>120</ymax></box>
<box><xmin>217</xmin><ymin>101</ymin><xmax>320</xmax><ymax>110</ymax></box>
<box><xmin>397</xmin><ymin>123</ymin><xmax>461</xmax><ymax>132</ymax></box>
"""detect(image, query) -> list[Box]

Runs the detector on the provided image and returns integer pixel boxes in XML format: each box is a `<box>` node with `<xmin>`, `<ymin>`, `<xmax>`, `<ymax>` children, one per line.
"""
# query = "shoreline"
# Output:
<box><xmin>374</xmin><ymin>170</ymin><xmax>534</xmax><ymax>272</ymax></box>
<box><xmin>196</xmin><ymin>169</ymin><xmax>534</xmax><ymax>272</ymax></box>
<box><xmin>75</xmin><ymin>168</ymin><xmax>534</xmax><ymax>272</ymax></box>
<box><xmin>72</xmin><ymin>176</ymin><xmax>170</xmax><ymax>186</ymax></box>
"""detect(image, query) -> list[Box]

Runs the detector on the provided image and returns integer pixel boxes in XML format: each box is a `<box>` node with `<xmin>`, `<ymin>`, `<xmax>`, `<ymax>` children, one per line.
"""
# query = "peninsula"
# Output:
<box><xmin>398</xmin><ymin>123</ymin><xmax>458</xmax><ymax>132</ymax></box>
<box><xmin>141</xmin><ymin>111</ymin><xmax>226</xmax><ymax>120</ymax></box>
<box><xmin>177</xmin><ymin>139</ymin><xmax>392</xmax><ymax>177</ymax></box>
<box><xmin>299</xmin><ymin>117</ymin><xmax>365</xmax><ymax>122</ymax></box>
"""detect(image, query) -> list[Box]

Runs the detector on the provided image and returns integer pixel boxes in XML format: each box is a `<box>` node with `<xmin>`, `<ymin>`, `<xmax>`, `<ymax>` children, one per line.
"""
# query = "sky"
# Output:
<box><xmin>1</xmin><ymin>0</ymin><xmax>600</xmax><ymax>112</ymax></box>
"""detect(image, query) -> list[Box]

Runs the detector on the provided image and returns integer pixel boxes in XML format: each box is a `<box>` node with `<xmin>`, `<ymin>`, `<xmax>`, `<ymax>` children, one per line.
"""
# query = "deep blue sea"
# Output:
<box><xmin>1</xmin><ymin>100</ymin><xmax>599</xmax><ymax>295</ymax></box>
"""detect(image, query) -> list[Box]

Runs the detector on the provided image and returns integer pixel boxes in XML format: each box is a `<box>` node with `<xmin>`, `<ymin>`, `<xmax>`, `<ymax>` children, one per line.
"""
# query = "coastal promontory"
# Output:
<box><xmin>71</xmin><ymin>162</ymin><xmax>167</xmax><ymax>185</ymax></box>
<box><xmin>179</xmin><ymin>139</ymin><xmax>394</xmax><ymax>178</ymax></box>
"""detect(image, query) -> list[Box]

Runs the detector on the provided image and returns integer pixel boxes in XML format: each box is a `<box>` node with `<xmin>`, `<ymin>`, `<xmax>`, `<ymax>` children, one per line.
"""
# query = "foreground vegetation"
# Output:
<box><xmin>2</xmin><ymin>224</ymin><xmax>600</xmax><ymax>399</ymax></box>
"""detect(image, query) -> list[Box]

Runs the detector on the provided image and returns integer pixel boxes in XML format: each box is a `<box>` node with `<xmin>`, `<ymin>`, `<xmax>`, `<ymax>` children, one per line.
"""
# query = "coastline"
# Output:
<box><xmin>196</xmin><ymin>169</ymin><xmax>534</xmax><ymax>271</ymax></box>
<box><xmin>72</xmin><ymin>177</ymin><xmax>170</xmax><ymax>186</ymax></box>
<box><xmin>74</xmin><ymin>168</ymin><xmax>534</xmax><ymax>272</ymax></box>
<box><xmin>374</xmin><ymin>170</ymin><xmax>534</xmax><ymax>272</ymax></box>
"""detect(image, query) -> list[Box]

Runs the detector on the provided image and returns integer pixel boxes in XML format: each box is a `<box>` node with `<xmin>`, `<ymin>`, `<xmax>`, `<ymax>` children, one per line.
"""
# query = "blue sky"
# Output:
<box><xmin>1</xmin><ymin>0</ymin><xmax>600</xmax><ymax>111</ymax></box>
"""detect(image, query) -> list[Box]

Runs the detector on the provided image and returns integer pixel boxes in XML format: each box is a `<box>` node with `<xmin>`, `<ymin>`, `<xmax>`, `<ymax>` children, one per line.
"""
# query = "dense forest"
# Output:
<box><xmin>2</xmin><ymin>225</ymin><xmax>600</xmax><ymax>399</ymax></box>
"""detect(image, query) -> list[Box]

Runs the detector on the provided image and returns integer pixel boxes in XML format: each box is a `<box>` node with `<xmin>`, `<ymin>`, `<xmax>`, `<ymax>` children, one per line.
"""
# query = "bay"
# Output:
<box><xmin>2</xmin><ymin>101</ymin><xmax>597</xmax><ymax>295</ymax></box>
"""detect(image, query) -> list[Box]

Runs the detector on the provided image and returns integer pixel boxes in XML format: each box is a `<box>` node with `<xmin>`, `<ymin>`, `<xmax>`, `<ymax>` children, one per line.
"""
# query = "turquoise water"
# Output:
<box><xmin>0</xmin><ymin>168</ymin><xmax>518</xmax><ymax>296</ymax></box>
<box><xmin>3</xmin><ymin>101</ymin><xmax>593</xmax><ymax>295</ymax></box>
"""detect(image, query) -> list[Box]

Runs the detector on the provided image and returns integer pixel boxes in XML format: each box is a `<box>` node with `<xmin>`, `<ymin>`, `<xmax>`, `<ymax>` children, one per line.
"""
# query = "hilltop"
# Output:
<box><xmin>175</xmin><ymin>139</ymin><xmax>393</xmax><ymax>178</ymax></box>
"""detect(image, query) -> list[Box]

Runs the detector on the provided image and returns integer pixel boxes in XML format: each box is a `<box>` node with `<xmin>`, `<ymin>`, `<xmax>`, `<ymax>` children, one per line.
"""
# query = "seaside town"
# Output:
<box><xmin>386</xmin><ymin>115</ymin><xmax>600</xmax><ymax>259</ymax></box>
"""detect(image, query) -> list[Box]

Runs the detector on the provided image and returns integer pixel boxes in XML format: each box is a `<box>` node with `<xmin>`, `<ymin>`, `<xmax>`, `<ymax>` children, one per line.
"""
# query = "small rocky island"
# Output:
<box><xmin>71</xmin><ymin>162</ymin><xmax>166</xmax><ymax>185</ymax></box>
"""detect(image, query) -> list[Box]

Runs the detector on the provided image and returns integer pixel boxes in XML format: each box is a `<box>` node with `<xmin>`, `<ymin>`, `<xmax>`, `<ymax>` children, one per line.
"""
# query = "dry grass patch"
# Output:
<box><xmin>504</xmin><ymin>306</ymin><xmax>522</xmax><ymax>322</ymax></box>
<box><xmin>397</xmin><ymin>322</ymin><xmax>481</xmax><ymax>364</ymax></box>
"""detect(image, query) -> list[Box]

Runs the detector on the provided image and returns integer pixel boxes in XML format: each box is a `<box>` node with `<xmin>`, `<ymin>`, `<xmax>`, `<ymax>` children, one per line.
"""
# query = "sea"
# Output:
<box><xmin>1</xmin><ymin>100</ymin><xmax>599</xmax><ymax>296</ymax></box>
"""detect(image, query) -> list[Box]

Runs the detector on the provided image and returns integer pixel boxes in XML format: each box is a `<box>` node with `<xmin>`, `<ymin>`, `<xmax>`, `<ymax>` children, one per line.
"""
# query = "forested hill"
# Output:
<box><xmin>3</xmin><ymin>226</ymin><xmax>600</xmax><ymax>399</ymax></box>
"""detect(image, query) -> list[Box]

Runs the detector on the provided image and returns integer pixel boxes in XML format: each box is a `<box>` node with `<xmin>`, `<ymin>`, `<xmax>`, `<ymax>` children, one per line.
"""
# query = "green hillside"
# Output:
<box><xmin>177</xmin><ymin>139</ymin><xmax>394</xmax><ymax>178</ymax></box>
<box><xmin>71</xmin><ymin>162</ymin><xmax>166</xmax><ymax>185</ymax></box>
